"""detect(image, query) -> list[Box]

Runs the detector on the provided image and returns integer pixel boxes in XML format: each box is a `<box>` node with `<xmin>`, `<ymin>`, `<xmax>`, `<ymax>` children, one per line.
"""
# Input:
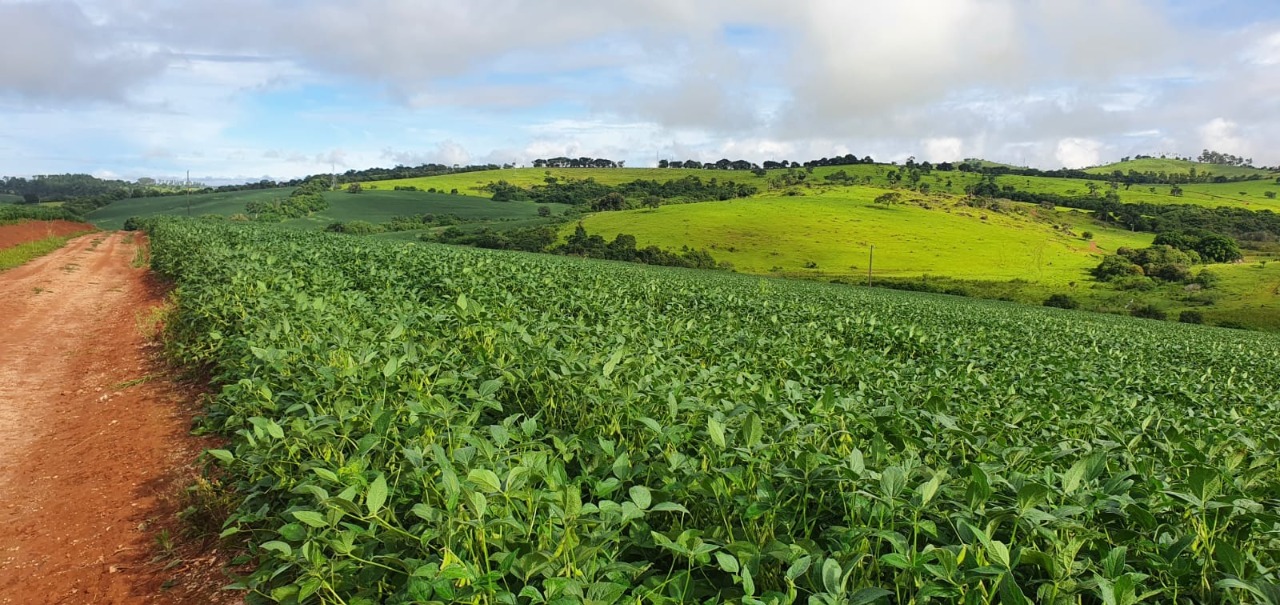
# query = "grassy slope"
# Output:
<box><xmin>577</xmin><ymin>188</ymin><xmax>1152</xmax><ymax>285</ymax></box>
<box><xmin>372</xmin><ymin>165</ymin><xmax>1280</xmax><ymax>211</ymax></box>
<box><xmin>1201</xmin><ymin>261</ymin><xmax>1280</xmax><ymax>329</ymax></box>
<box><xmin>87</xmin><ymin>187</ymin><xmax>572</xmax><ymax>231</ymax></box>
<box><xmin>1086</xmin><ymin>158</ymin><xmax>1276</xmax><ymax>179</ymax></box>
<box><xmin>0</xmin><ymin>193</ymin><xmax>20</xmax><ymax>204</ymax></box>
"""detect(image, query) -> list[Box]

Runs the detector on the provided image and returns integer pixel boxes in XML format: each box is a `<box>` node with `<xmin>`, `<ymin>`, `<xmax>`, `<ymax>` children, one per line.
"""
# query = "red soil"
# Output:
<box><xmin>0</xmin><ymin>220</ymin><xmax>94</xmax><ymax>249</ymax></box>
<box><xmin>0</xmin><ymin>233</ymin><xmax>239</xmax><ymax>604</ymax></box>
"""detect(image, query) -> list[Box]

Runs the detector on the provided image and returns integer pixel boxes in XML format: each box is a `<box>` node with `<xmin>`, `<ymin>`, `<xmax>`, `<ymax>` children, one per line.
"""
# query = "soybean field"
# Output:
<box><xmin>150</xmin><ymin>220</ymin><xmax>1280</xmax><ymax>604</ymax></box>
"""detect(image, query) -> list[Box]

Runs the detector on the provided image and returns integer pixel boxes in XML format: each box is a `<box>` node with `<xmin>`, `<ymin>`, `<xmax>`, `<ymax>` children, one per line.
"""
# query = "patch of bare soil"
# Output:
<box><xmin>0</xmin><ymin>220</ymin><xmax>94</xmax><ymax>249</ymax></box>
<box><xmin>0</xmin><ymin>232</ymin><xmax>240</xmax><ymax>604</ymax></box>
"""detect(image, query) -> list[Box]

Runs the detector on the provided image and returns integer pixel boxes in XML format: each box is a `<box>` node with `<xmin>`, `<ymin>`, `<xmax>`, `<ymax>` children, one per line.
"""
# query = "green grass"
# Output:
<box><xmin>372</xmin><ymin>166</ymin><xmax>1280</xmax><ymax>212</ymax></box>
<box><xmin>0</xmin><ymin>193</ymin><xmax>21</xmax><ymax>204</ymax></box>
<box><xmin>86</xmin><ymin>187</ymin><xmax>574</xmax><ymax>231</ymax></box>
<box><xmin>0</xmin><ymin>231</ymin><xmax>94</xmax><ymax>271</ymax></box>
<box><xmin>576</xmin><ymin>188</ymin><xmax>1152</xmax><ymax>285</ymax></box>
<box><xmin>1087</xmin><ymin>157</ymin><xmax>1277</xmax><ymax>179</ymax></box>
<box><xmin>995</xmin><ymin>174</ymin><xmax>1280</xmax><ymax>211</ymax></box>
<box><xmin>1193</xmin><ymin>260</ymin><xmax>1280</xmax><ymax>329</ymax></box>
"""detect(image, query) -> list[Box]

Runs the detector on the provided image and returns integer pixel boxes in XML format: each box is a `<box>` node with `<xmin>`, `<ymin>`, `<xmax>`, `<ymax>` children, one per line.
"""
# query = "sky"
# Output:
<box><xmin>2</xmin><ymin>0</ymin><xmax>1279</xmax><ymax>184</ymax></box>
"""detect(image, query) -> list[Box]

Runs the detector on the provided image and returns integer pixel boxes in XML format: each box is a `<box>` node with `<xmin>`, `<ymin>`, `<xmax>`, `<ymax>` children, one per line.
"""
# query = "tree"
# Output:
<box><xmin>643</xmin><ymin>196</ymin><xmax>661</xmax><ymax>210</ymax></box>
<box><xmin>21</xmin><ymin>193</ymin><xmax>38</xmax><ymax>204</ymax></box>
<box><xmin>537</xmin><ymin>206</ymin><xmax>551</xmax><ymax>217</ymax></box>
<box><xmin>1266</xmin><ymin>191</ymin><xmax>1277</xmax><ymax>200</ymax></box>
<box><xmin>874</xmin><ymin>192</ymin><xmax>903</xmax><ymax>205</ymax></box>
<box><xmin>1193</xmin><ymin>234</ymin><xmax>1243</xmax><ymax>263</ymax></box>
<box><xmin>591</xmin><ymin>192</ymin><xmax>627</xmax><ymax>211</ymax></box>
<box><xmin>346</xmin><ymin>182</ymin><xmax>363</xmax><ymax>194</ymax></box>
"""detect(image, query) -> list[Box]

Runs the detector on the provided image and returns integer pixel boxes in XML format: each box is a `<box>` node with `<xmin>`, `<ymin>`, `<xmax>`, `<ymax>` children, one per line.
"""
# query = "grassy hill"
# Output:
<box><xmin>575</xmin><ymin>188</ymin><xmax>1151</xmax><ymax>285</ymax></box>
<box><xmin>370</xmin><ymin>165</ymin><xmax>1280</xmax><ymax>211</ymax></box>
<box><xmin>0</xmin><ymin>193</ymin><xmax>20</xmax><ymax>204</ymax></box>
<box><xmin>1087</xmin><ymin>157</ymin><xmax>1275</xmax><ymax>179</ymax></box>
<box><xmin>87</xmin><ymin>187</ymin><xmax>573</xmax><ymax>231</ymax></box>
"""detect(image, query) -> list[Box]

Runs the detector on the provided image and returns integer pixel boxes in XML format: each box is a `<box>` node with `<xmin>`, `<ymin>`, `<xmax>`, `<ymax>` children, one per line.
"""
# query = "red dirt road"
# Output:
<box><xmin>0</xmin><ymin>233</ymin><xmax>236</xmax><ymax>604</ymax></box>
<box><xmin>0</xmin><ymin>220</ymin><xmax>93</xmax><ymax>248</ymax></box>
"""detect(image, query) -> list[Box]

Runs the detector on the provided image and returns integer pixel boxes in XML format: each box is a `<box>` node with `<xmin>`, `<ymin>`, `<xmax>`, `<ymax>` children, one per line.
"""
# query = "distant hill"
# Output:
<box><xmin>85</xmin><ymin>186</ymin><xmax>573</xmax><ymax>232</ymax></box>
<box><xmin>1086</xmin><ymin>158</ymin><xmax>1274</xmax><ymax>179</ymax></box>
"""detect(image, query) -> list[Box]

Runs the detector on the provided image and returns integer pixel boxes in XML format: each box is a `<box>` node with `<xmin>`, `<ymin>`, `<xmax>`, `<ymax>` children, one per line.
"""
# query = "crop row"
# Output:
<box><xmin>148</xmin><ymin>220</ymin><xmax>1280</xmax><ymax>604</ymax></box>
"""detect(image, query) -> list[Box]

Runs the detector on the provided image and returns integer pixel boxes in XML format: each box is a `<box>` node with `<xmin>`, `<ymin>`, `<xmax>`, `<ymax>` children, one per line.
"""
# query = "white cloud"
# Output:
<box><xmin>923</xmin><ymin>137</ymin><xmax>965</xmax><ymax>163</ymax></box>
<box><xmin>4</xmin><ymin>0</ymin><xmax>1280</xmax><ymax>177</ymax></box>
<box><xmin>1245</xmin><ymin>30</ymin><xmax>1280</xmax><ymax>65</ymax></box>
<box><xmin>1055</xmin><ymin>138</ymin><xmax>1103</xmax><ymax>168</ymax></box>
<box><xmin>0</xmin><ymin>2</ymin><xmax>168</xmax><ymax>102</ymax></box>
<box><xmin>1198</xmin><ymin>118</ymin><xmax>1251</xmax><ymax>157</ymax></box>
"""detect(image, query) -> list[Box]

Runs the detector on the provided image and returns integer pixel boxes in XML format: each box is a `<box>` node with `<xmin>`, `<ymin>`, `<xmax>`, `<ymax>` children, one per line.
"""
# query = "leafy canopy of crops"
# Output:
<box><xmin>149</xmin><ymin>220</ymin><xmax>1280</xmax><ymax>604</ymax></box>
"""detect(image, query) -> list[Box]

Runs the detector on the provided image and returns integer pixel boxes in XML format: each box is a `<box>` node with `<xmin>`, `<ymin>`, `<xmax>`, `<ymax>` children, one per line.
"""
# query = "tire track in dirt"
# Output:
<box><xmin>0</xmin><ymin>232</ymin><xmax>237</xmax><ymax>604</ymax></box>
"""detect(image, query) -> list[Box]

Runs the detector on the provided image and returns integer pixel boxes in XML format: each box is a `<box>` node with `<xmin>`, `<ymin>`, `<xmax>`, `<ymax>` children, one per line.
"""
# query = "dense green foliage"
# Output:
<box><xmin>972</xmin><ymin>183</ymin><xmax>1280</xmax><ymax>243</ymax></box>
<box><xmin>484</xmin><ymin>176</ymin><xmax>758</xmax><ymax>207</ymax></box>
<box><xmin>246</xmin><ymin>180</ymin><xmax>330</xmax><ymax>221</ymax></box>
<box><xmin>150</xmin><ymin>220</ymin><xmax>1280</xmax><ymax>604</ymax></box>
<box><xmin>0</xmin><ymin>204</ymin><xmax>85</xmax><ymax>223</ymax></box>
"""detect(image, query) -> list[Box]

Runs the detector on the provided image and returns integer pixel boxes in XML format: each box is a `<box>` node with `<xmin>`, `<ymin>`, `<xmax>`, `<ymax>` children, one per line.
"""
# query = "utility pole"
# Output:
<box><xmin>867</xmin><ymin>244</ymin><xmax>874</xmax><ymax>287</ymax></box>
<box><xmin>185</xmin><ymin>170</ymin><xmax>191</xmax><ymax>217</ymax></box>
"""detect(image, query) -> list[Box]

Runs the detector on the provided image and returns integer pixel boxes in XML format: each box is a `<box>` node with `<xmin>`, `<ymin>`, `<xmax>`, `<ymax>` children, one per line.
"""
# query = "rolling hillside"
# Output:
<box><xmin>370</xmin><ymin>165</ymin><xmax>1280</xmax><ymax>211</ymax></box>
<box><xmin>86</xmin><ymin>187</ymin><xmax>573</xmax><ymax>231</ymax></box>
<box><xmin>1086</xmin><ymin>157</ymin><xmax>1275</xmax><ymax>179</ymax></box>
<box><xmin>574</xmin><ymin>188</ymin><xmax>1152</xmax><ymax>284</ymax></box>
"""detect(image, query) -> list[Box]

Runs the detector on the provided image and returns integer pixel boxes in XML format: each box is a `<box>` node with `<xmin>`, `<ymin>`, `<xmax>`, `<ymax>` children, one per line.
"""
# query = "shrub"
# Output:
<box><xmin>1093</xmin><ymin>255</ymin><xmax>1143</xmax><ymax>281</ymax></box>
<box><xmin>1178</xmin><ymin>310</ymin><xmax>1204</xmax><ymax>324</ymax></box>
<box><xmin>1131</xmin><ymin>304</ymin><xmax>1167</xmax><ymax>320</ymax></box>
<box><xmin>1043</xmin><ymin>294</ymin><xmax>1079</xmax><ymax>309</ymax></box>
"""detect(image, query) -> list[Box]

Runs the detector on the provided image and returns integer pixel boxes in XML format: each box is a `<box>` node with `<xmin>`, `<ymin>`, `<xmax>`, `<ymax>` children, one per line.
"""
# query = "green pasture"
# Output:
<box><xmin>1087</xmin><ymin>157</ymin><xmax>1276</xmax><ymax>179</ymax></box>
<box><xmin>575</xmin><ymin>188</ymin><xmax>1153</xmax><ymax>285</ymax></box>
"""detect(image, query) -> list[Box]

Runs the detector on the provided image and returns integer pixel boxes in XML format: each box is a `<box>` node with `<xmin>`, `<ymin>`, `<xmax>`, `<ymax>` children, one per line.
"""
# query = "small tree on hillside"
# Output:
<box><xmin>874</xmin><ymin>192</ymin><xmax>903</xmax><ymax>206</ymax></box>
<box><xmin>537</xmin><ymin>206</ymin><xmax>551</xmax><ymax>217</ymax></box>
<box><xmin>347</xmin><ymin>182</ymin><xmax>363</xmax><ymax>194</ymax></box>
